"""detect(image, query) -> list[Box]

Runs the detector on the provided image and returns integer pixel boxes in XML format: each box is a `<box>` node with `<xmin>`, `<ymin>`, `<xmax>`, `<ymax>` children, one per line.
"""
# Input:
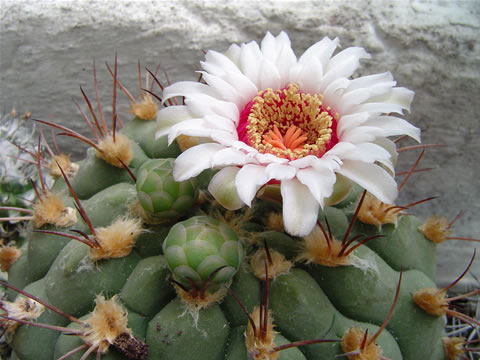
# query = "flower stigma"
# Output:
<box><xmin>237</xmin><ymin>83</ymin><xmax>339</xmax><ymax>160</ymax></box>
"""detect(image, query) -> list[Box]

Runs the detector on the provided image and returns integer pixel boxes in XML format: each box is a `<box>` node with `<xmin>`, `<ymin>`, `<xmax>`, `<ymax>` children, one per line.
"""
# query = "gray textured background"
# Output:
<box><xmin>0</xmin><ymin>0</ymin><xmax>479</xmax><ymax>290</ymax></box>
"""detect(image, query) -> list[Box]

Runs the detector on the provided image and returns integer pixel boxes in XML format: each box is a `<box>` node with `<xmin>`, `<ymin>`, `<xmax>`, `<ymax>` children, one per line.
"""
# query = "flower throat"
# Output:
<box><xmin>237</xmin><ymin>83</ymin><xmax>339</xmax><ymax>160</ymax></box>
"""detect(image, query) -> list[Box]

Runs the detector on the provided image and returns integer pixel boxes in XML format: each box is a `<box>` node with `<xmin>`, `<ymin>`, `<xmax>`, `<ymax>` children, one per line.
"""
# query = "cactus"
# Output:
<box><xmin>1</xmin><ymin>32</ymin><xmax>479</xmax><ymax>360</ymax></box>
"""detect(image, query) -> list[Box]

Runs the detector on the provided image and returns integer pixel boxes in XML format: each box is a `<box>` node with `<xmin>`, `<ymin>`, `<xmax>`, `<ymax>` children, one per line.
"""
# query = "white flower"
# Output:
<box><xmin>156</xmin><ymin>32</ymin><xmax>420</xmax><ymax>237</ymax></box>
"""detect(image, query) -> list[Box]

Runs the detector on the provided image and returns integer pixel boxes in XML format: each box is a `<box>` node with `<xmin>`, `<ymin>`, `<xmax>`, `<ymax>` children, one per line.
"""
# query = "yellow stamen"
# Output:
<box><xmin>247</xmin><ymin>83</ymin><xmax>335</xmax><ymax>160</ymax></box>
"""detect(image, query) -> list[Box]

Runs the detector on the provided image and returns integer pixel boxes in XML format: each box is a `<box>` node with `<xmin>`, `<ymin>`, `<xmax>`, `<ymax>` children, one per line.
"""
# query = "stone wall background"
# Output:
<box><xmin>1</xmin><ymin>0</ymin><xmax>479</xmax><ymax>290</ymax></box>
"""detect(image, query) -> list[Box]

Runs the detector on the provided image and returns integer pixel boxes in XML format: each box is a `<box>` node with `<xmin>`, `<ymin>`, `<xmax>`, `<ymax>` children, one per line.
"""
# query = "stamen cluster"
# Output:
<box><xmin>243</xmin><ymin>83</ymin><xmax>336</xmax><ymax>160</ymax></box>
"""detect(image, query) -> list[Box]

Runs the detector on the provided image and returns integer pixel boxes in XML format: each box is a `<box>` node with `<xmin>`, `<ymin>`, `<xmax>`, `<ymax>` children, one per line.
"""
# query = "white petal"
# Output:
<box><xmin>350</xmin><ymin>102</ymin><xmax>407</xmax><ymax>116</ymax></box>
<box><xmin>338</xmin><ymin>80</ymin><xmax>397</xmax><ymax>115</ymax></box>
<box><xmin>260</xmin><ymin>31</ymin><xmax>278</xmax><ymax>58</ymax></box>
<box><xmin>223</xmin><ymin>71</ymin><xmax>258</xmax><ymax>108</ymax></box>
<box><xmin>210</xmin><ymin>132</ymin><xmax>239</xmax><ymax>147</ymax></box>
<box><xmin>261</xmin><ymin>31</ymin><xmax>297</xmax><ymax>83</ymax></box>
<box><xmin>337</xmin><ymin>160</ymin><xmax>398</xmax><ymax>204</ymax></box>
<box><xmin>325</xmin><ymin>47</ymin><xmax>370</xmax><ymax>77</ymax></box>
<box><xmin>364</xmin><ymin>116</ymin><xmax>421</xmax><ymax>142</ymax></box>
<box><xmin>204</xmin><ymin>114</ymin><xmax>238</xmax><ymax>135</ymax></box>
<box><xmin>202</xmin><ymin>50</ymin><xmax>242</xmax><ymax>76</ymax></box>
<box><xmin>173</xmin><ymin>143</ymin><xmax>225</xmax><ymax>181</ymax></box>
<box><xmin>324</xmin><ymin>142</ymin><xmax>357</xmax><ymax>159</ymax></box>
<box><xmin>288</xmin><ymin>155</ymin><xmax>318</xmax><ymax>169</ymax></box>
<box><xmin>208</xmin><ymin>167</ymin><xmax>245</xmax><ymax>210</ymax></box>
<box><xmin>322</xmin><ymin>77</ymin><xmax>350</xmax><ymax>111</ymax></box>
<box><xmin>201</xmin><ymin>72</ymin><xmax>240</xmax><ymax>105</ymax></box>
<box><xmin>298</xmin><ymin>36</ymin><xmax>339</xmax><ymax>70</ymax></box>
<box><xmin>368</xmin><ymin>87</ymin><xmax>415</xmax><ymax>112</ymax></box>
<box><xmin>167</xmin><ymin>117</ymin><xmax>236</xmax><ymax>145</ymax></box>
<box><xmin>162</xmin><ymin>81</ymin><xmax>217</xmax><ymax>102</ymax></box>
<box><xmin>259</xmin><ymin>58</ymin><xmax>282</xmax><ymax>90</ymax></box>
<box><xmin>185</xmin><ymin>96</ymin><xmax>214</xmax><ymax>118</ymax></box>
<box><xmin>253</xmin><ymin>152</ymin><xmax>289</xmax><ymax>165</ymax></box>
<box><xmin>295</xmin><ymin>56</ymin><xmax>324</xmax><ymax>94</ymax></box>
<box><xmin>224</xmin><ymin>43</ymin><xmax>242</xmax><ymax>66</ymax></box>
<box><xmin>335</xmin><ymin>142</ymin><xmax>394</xmax><ymax>173</ymax></box>
<box><xmin>265</xmin><ymin>163</ymin><xmax>297</xmax><ymax>181</ymax></box>
<box><xmin>340</xmin><ymin>125</ymin><xmax>385</xmax><ymax>143</ymax></box>
<box><xmin>296</xmin><ymin>165</ymin><xmax>337</xmax><ymax>208</ymax></box>
<box><xmin>337</xmin><ymin>112</ymin><xmax>371</xmax><ymax>138</ymax></box>
<box><xmin>240</xmin><ymin>41</ymin><xmax>263</xmax><ymax>87</ymax></box>
<box><xmin>276</xmin><ymin>43</ymin><xmax>298</xmax><ymax>83</ymax></box>
<box><xmin>347</xmin><ymin>72</ymin><xmax>394</xmax><ymax>91</ymax></box>
<box><xmin>185</xmin><ymin>94</ymin><xmax>239</xmax><ymax>123</ymax></box>
<box><xmin>212</xmin><ymin>147</ymin><xmax>249</xmax><ymax>167</ymax></box>
<box><xmin>155</xmin><ymin>106</ymin><xmax>191</xmax><ymax>139</ymax></box>
<box><xmin>281</xmin><ymin>178</ymin><xmax>320</xmax><ymax>237</ymax></box>
<box><xmin>235</xmin><ymin>164</ymin><xmax>269</xmax><ymax>206</ymax></box>
<box><xmin>374</xmin><ymin>138</ymin><xmax>398</xmax><ymax>167</ymax></box>
<box><xmin>319</xmin><ymin>47</ymin><xmax>370</xmax><ymax>91</ymax></box>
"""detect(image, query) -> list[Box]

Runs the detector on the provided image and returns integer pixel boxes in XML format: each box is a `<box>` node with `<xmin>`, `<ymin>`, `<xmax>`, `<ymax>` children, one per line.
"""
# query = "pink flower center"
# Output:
<box><xmin>237</xmin><ymin>83</ymin><xmax>338</xmax><ymax>160</ymax></box>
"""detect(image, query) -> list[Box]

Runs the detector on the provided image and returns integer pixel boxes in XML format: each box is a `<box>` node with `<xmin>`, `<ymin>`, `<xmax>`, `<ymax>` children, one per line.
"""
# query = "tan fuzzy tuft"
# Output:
<box><xmin>357</xmin><ymin>193</ymin><xmax>398</xmax><ymax>229</ymax></box>
<box><xmin>173</xmin><ymin>283</ymin><xmax>228</xmax><ymax>312</ymax></box>
<box><xmin>176</xmin><ymin>134</ymin><xmax>199</xmax><ymax>152</ymax></box>
<box><xmin>81</xmin><ymin>295</ymin><xmax>131</xmax><ymax>354</ymax></box>
<box><xmin>245</xmin><ymin>306</ymin><xmax>279</xmax><ymax>360</ymax></box>
<box><xmin>0</xmin><ymin>244</ymin><xmax>21</xmax><ymax>272</ymax></box>
<box><xmin>412</xmin><ymin>288</ymin><xmax>447</xmax><ymax>316</ymax></box>
<box><xmin>32</xmin><ymin>193</ymin><xmax>77</xmax><ymax>228</ymax></box>
<box><xmin>250</xmin><ymin>249</ymin><xmax>292</xmax><ymax>280</ymax></box>
<box><xmin>419</xmin><ymin>215</ymin><xmax>450</xmax><ymax>244</ymax></box>
<box><xmin>48</xmin><ymin>154</ymin><xmax>79</xmax><ymax>178</ymax></box>
<box><xmin>297</xmin><ymin>225</ymin><xmax>350</xmax><ymax>267</ymax></box>
<box><xmin>89</xmin><ymin>217</ymin><xmax>143</xmax><ymax>261</ymax></box>
<box><xmin>96</xmin><ymin>133</ymin><xmax>133</xmax><ymax>168</ymax></box>
<box><xmin>442</xmin><ymin>337</ymin><xmax>466</xmax><ymax>360</ymax></box>
<box><xmin>0</xmin><ymin>296</ymin><xmax>45</xmax><ymax>335</ymax></box>
<box><xmin>265</xmin><ymin>213</ymin><xmax>284</xmax><ymax>232</ymax></box>
<box><xmin>129</xmin><ymin>94</ymin><xmax>158</xmax><ymax>121</ymax></box>
<box><xmin>341</xmin><ymin>327</ymin><xmax>383</xmax><ymax>360</ymax></box>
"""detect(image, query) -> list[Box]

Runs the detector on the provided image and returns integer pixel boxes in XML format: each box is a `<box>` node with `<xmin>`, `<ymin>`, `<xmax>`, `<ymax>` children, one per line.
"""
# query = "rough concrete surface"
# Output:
<box><xmin>0</xmin><ymin>0</ymin><xmax>479</xmax><ymax>290</ymax></box>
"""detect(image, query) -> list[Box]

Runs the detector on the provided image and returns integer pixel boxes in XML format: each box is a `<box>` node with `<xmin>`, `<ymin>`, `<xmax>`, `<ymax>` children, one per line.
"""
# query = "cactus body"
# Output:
<box><xmin>1</xmin><ymin>116</ymin><xmax>450</xmax><ymax>360</ymax></box>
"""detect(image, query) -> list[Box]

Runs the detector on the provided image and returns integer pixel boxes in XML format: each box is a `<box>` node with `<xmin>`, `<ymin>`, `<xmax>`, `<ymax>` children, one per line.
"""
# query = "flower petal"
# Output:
<box><xmin>336</xmin><ymin>160</ymin><xmax>398</xmax><ymax>204</ymax></box>
<box><xmin>155</xmin><ymin>105</ymin><xmax>192</xmax><ymax>139</ymax></box>
<box><xmin>212</xmin><ymin>147</ymin><xmax>249</xmax><ymax>167</ymax></box>
<box><xmin>340</xmin><ymin>125</ymin><xmax>385</xmax><ymax>143</ymax></box>
<box><xmin>368</xmin><ymin>87</ymin><xmax>415</xmax><ymax>112</ymax></box>
<box><xmin>162</xmin><ymin>81</ymin><xmax>217</xmax><ymax>102</ymax></box>
<box><xmin>201</xmin><ymin>72</ymin><xmax>241</xmax><ymax>105</ymax></box>
<box><xmin>265</xmin><ymin>163</ymin><xmax>297</xmax><ymax>181</ymax></box>
<box><xmin>336</xmin><ymin>112</ymin><xmax>371</xmax><ymax>138</ymax></box>
<box><xmin>235</xmin><ymin>164</ymin><xmax>269</xmax><ymax>206</ymax></box>
<box><xmin>261</xmin><ymin>31</ymin><xmax>297</xmax><ymax>83</ymax></box>
<box><xmin>172</xmin><ymin>143</ymin><xmax>225</xmax><ymax>181</ymax></box>
<box><xmin>240</xmin><ymin>41</ymin><xmax>263</xmax><ymax>87</ymax></box>
<box><xmin>319</xmin><ymin>47</ymin><xmax>370</xmax><ymax>91</ymax></box>
<box><xmin>296</xmin><ymin>165</ymin><xmax>337</xmax><ymax>208</ymax></box>
<box><xmin>364</xmin><ymin>116</ymin><xmax>421</xmax><ymax>142</ymax></box>
<box><xmin>167</xmin><ymin>118</ymin><xmax>236</xmax><ymax>145</ymax></box>
<box><xmin>281</xmin><ymin>178</ymin><xmax>320</xmax><ymax>237</ymax></box>
<box><xmin>202</xmin><ymin>50</ymin><xmax>242</xmax><ymax>76</ymax></box>
<box><xmin>259</xmin><ymin>58</ymin><xmax>282</xmax><ymax>90</ymax></box>
<box><xmin>185</xmin><ymin>94</ymin><xmax>239</xmax><ymax>121</ymax></box>
<box><xmin>298</xmin><ymin>36</ymin><xmax>339</xmax><ymax>71</ymax></box>
<box><xmin>208</xmin><ymin>166</ymin><xmax>245</xmax><ymax>210</ymax></box>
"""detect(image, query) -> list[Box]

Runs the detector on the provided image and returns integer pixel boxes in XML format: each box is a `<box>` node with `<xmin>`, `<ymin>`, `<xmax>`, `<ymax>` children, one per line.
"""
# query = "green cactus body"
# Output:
<box><xmin>2</xmin><ymin>119</ymin><xmax>450</xmax><ymax>360</ymax></box>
